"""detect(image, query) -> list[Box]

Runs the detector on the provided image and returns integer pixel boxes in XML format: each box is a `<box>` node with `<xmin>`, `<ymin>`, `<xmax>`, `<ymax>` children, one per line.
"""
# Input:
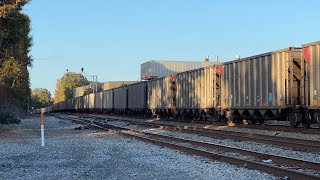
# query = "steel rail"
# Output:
<box><xmin>74</xmin><ymin>113</ymin><xmax>320</xmax><ymax>134</ymax></box>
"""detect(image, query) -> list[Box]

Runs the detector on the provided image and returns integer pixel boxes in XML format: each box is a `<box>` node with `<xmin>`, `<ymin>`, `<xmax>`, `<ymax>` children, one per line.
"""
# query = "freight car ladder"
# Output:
<box><xmin>170</xmin><ymin>75</ymin><xmax>177</xmax><ymax>117</ymax></box>
<box><xmin>213</xmin><ymin>65</ymin><xmax>222</xmax><ymax>108</ymax></box>
<box><xmin>287</xmin><ymin>50</ymin><xmax>309</xmax><ymax>128</ymax></box>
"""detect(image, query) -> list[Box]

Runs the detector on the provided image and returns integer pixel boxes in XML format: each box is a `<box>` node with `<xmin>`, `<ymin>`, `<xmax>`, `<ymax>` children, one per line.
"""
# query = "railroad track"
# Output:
<box><xmin>193</xmin><ymin>120</ymin><xmax>320</xmax><ymax>135</ymax></box>
<box><xmin>75</xmin><ymin>113</ymin><xmax>320</xmax><ymax>134</ymax></box>
<box><xmin>63</xmin><ymin>112</ymin><xmax>320</xmax><ymax>135</ymax></box>
<box><xmin>70</xmin><ymin>113</ymin><xmax>320</xmax><ymax>152</ymax></box>
<box><xmin>54</xmin><ymin>113</ymin><xmax>320</xmax><ymax>180</ymax></box>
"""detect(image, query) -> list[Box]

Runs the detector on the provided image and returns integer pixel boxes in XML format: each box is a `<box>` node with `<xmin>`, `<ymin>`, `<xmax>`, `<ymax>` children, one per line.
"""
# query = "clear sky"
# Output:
<box><xmin>25</xmin><ymin>0</ymin><xmax>320</xmax><ymax>95</ymax></box>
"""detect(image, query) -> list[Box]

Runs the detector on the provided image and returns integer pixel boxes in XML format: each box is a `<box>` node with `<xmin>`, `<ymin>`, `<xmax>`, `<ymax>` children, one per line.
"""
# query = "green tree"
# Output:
<box><xmin>31</xmin><ymin>88</ymin><xmax>51</xmax><ymax>109</ymax></box>
<box><xmin>0</xmin><ymin>0</ymin><xmax>32</xmax><ymax>109</ymax></box>
<box><xmin>54</xmin><ymin>72</ymin><xmax>89</xmax><ymax>103</ymax></box>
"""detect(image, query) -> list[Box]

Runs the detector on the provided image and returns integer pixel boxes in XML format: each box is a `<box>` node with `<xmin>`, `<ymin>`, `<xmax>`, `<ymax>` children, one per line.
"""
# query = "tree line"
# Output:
<box><xmin>30</xmin><ymin>72</ymin><xmax>89</xmax><ymax>109</ymax></box>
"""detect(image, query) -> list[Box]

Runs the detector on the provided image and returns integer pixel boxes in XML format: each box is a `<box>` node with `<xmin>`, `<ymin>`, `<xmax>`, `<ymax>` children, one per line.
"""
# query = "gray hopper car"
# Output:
<box><xmin>94</xmin><ymin>92</ymin><xmax>104</xmax><ymax>112</ymax></box>
<box><xmin>175</xmin><ymin>64</ymin><xmax>222</xmax><ymax>120</ymax></box>
<box><xmin>221</xmin><ymin>47</ymin><xmax>306</xmax><ymax>125</ymax></box>
<box><xmin>113</xmin><ymin>86</ymin><xmax>128</xmax><ymax>114</ymax></box>
<box><xmin>66</xmin><ymin>99</ymin><xmax>74</xmax><ymax>112</ymax></box>
<box><xmin>103</xmin><ymin>89</ymin><xmax>113</xmax><ymax>113</ymax></box>
<box><xmin>127</xmin><ymin>81</ymin><xmax>147</xmax><ymax>115</ymax></box>
<box><xmin>88</xmin><ymin>93</ymin><xmax>95</xmax><ymax>112</ymax></box>
<box><xmin>147</xmin><ymin>75</ymin><xmax>175</xmax><ymax>117</ymax></box>
<box><xmin>302</xmin><ymin>41</ymin><xmax>320</xmax><ymax>127</ymax></box>
<box><xmin>74</xmin><ymin>96</ymin><xmax>84</xmax><ymax>113</ymax></box>
<box><xmin>83</xmin><ymin>95</ymin><xmax>89</xmax><ymax>112</ymax></box>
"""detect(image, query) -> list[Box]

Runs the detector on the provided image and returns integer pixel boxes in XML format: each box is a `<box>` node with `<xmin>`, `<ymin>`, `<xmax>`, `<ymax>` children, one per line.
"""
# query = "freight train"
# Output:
<box><xmin>40</xmin><ymin>41</ymin><xmax>320</xmax><ymax>129</ymax></box>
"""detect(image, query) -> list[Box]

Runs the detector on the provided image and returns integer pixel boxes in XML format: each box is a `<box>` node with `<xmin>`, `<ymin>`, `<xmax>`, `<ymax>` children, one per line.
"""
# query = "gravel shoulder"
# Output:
<box><xmin>0</xmin><ymin>115</ymin><xmax>278</xmax><ymax>180</ymax></box>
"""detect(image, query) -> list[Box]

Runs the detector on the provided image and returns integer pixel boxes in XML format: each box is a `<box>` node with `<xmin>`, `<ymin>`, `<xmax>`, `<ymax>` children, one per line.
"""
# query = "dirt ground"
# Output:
<box><xmin>0</xmin><ymin>115</ymin><xmax>276</xmax><ymax>180</ymax></box>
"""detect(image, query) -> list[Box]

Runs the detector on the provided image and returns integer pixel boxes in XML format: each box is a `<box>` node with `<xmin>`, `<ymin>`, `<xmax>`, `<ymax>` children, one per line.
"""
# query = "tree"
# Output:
<box><xmin>0</xmin><ymin>0</ymin><xmax>32</xmax><ymax>109</ymax></box>
<box><xmin>54</xmin><ymin>72</ymin><xmax>89</xmax><ymax>103</ymax></box>
<box><xmin>0</xmin><ymin>0</ymin><xmax>27</xmax><ymax>18</ymax></box>
<box><xmin>0</xmin><ymin>57</ymin><xmax>23</xmax><ymax>87</ymax></box>
<box><xmin>31</xmin><ymin>88</ymin><xmax>51</xmax><ymax>109</ymax></box>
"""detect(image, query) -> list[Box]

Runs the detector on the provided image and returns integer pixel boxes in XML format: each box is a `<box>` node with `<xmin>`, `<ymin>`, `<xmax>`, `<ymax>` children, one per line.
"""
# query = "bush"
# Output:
<box><xmin>0</xmin><ymin>104</ymin><xmax>22</xmax><ymax>124</ymax></box>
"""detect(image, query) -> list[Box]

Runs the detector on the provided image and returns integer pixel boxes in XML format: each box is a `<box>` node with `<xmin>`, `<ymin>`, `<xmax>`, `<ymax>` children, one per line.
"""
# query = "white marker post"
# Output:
<box><xmin>40</xmin><ymin>111</ymin><xmax>45</xmax><ymax>146</ymax></box>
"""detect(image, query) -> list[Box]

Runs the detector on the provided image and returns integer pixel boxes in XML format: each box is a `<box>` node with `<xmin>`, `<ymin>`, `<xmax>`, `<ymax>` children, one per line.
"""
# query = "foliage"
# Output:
<box><xmin>54</xmin><ymin>72</ymin><xmax>89</xmax><ymax>103</ymax></box>
<box><xmin>0</xmin><ymin>104</ymin><xmax>23</xmax><ymax>124</ymax></box>
<box><xmin>0</xmin><ymin>57</ymin><xmax>22</xmax><ymax>81</ymax></box>
<box><xmin>31</xmin><ymin>88</ymin><xmax>51</xmax><ymax>109</ymax></box>
<box><xmin>0</xmin><ymin>0</ymin><xmax>32</xmax><ymax>109</ymax></box>
<box><xmin>0</xmin><ymin>2</ymin><xmax>16</xmax><ymax>17</ymax></box>
<box><xmin>0</xmin><ymin>0</ymin><xmax>29</xmax><ymax>18</ymax></box>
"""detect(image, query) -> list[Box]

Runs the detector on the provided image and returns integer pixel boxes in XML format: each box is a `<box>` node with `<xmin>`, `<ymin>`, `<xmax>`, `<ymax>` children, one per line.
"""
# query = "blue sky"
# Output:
<box><xmin>25</xmin><ymin>0</ymin><xmax>320</xmax><ymax>95</ymax></box>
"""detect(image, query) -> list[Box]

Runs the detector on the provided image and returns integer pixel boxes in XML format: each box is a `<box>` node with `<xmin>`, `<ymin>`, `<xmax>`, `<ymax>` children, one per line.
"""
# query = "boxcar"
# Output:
<box><xmin>221</xmin><ymin>47</ymin><xmax>305</xmax><ymax>125</ymax></box>
<box><xmin>127</xmin><ymin>81</ymin><xmax>147</xmax><ymax>115</ymax></box>
<box><xmin>303</xmin><ymin>41</ymin><xmax>320</xmax><ymax>127</ymax></box>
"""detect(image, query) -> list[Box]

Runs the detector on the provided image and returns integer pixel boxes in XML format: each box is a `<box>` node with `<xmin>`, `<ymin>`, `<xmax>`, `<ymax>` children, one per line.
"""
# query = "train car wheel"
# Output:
<box><xmin>314</xmin><ymin>112</ymin><xmax>320</xmax><ymax>129</ymax></box>
<box><xmin>302</xmin><ymin>120</ymin><xmax>311</xmax><ymax>129</ymax></box>
<box><xmin>258</xmin><ymin>119</ymin><xmax>264</xmax><ymax>125</ymax></box>
<box><xmin>302</xmin><ymin>115</ymin><xmax>311</xmax><ymax>129</ymax></box>
<box><xmin>289</xmin><ymin>113</ymin><xmax>299</xmax><ymax>128</ymax></box>
<box><xmin>250</xmin><ymin>116</ymin><xmax>256</xmax><ymax>124</ymax></box>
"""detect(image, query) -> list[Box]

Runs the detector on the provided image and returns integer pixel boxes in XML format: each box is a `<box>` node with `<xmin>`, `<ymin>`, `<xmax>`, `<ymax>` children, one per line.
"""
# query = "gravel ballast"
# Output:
<box><xmin>0</xmin><ymin>115</ymin><xmax>279</xmax><ymax>180</ymax></box>
<box><xmin>106</xmin><ymin>121</ymin><xmax>320</xmax><ymax>164</ymax></box>
<box><xmin>99</xmin><ymin>115</ymin><xmax>320</xmax><ymax>142</ymax></box>
<box><xmin>150</xmin><ymin>120</ymin><xmax>320</xmax><ymax>142</ymax></box>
